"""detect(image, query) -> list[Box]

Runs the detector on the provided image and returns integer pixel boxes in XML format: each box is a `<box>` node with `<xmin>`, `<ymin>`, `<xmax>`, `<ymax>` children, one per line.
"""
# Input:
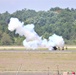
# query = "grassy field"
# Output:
<box><xmin>0</xmin><ymin>51</ymin><xmax>76</xmax><ymax>71</ymax></box>
<box><xmin>0</xmin><ymin>46</ymin><xmax>76</xmax><ymax>75</ymax></box>
<box><xmin>0</xmin><ymin>45</ymin><xmax>76</xmax><ymax>50</ymax></box>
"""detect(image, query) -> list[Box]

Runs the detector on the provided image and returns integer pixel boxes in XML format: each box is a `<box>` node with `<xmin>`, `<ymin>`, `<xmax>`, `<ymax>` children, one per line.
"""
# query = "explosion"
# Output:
<box><xmin>8</xmin><ymin>18</ymin><xmax>64</xmax><ymax>50</ymax></box>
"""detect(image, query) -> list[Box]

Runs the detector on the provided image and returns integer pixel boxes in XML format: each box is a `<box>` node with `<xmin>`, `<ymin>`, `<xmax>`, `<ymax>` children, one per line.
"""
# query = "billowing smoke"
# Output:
<box><xmin>8</xmin><ymin>18</ymin><xmax>65</xmax><ymax>50</ymax></box>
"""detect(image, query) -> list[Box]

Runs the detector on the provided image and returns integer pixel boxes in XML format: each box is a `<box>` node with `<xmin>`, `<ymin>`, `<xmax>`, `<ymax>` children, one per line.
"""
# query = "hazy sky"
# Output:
<box><xmin>0</xmin><ymin>0</ymin><xmax>76</xmax><ymax>13</ymax></box>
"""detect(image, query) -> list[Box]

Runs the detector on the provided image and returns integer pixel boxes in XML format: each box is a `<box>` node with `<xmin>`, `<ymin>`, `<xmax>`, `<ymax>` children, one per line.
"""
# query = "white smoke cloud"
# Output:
<box><xmin>8</xmin><ymin>17</ymin><xmax>65</xmax><ymax>50</ymax></box>
<box><xmin>49</xmin><ymin>34</ymin><xmax>64</xmax><ymax>47</ymax></box>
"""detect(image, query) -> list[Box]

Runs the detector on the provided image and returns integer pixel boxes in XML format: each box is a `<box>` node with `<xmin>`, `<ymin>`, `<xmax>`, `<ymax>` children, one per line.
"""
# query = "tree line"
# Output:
<box><xmin>0</xmin><ymin>7</ymin><xmax>76</xmax><ymax>45</ymax></box>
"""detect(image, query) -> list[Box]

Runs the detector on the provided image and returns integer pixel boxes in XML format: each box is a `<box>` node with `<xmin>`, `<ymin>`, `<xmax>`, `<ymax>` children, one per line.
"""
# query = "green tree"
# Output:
<box><xmin>1</xmin><ymin>33</ymin><xmax>12</xmax><ymax>45</ymax></box>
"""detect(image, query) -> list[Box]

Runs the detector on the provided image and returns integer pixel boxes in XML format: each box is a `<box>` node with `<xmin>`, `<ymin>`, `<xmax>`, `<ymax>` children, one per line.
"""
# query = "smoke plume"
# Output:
<box><xmin>8</xmin><ymin>18</ymin><xmax>64</xmax><ymax>50</ymax></box>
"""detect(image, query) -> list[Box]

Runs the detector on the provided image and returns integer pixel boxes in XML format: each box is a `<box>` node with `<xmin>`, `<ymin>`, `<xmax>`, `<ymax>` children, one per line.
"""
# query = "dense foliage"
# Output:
<box><xmin>0</xmin><ymin>7</ymin><xmax>76</xmax><ymax>45</ymax></box>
